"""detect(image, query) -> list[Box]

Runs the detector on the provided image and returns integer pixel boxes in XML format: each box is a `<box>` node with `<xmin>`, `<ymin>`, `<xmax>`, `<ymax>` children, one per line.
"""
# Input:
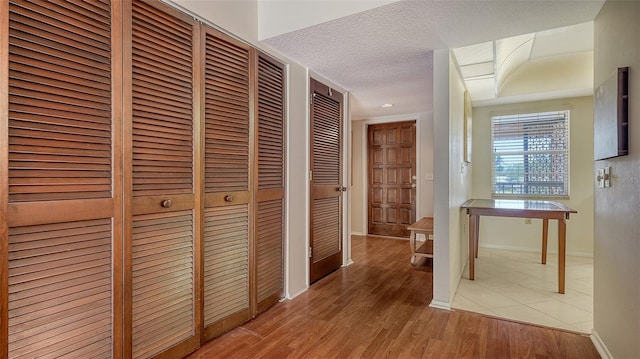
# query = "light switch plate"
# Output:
<box><xmin>597</xmin><ymin>168</ymin><xmax>605</xmax><ymax>188</ymax></box>
<box><xmin>596</xmin><ymin>167</ymin><xmax>612</xmax><ymax>188</ymax></box>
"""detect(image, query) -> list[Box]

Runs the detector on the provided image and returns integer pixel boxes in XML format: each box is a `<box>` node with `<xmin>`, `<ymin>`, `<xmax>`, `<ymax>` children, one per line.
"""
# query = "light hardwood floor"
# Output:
<box><xmin>188</xmin><ymin>235</ymin><xmax>599</xmax><ymax>358</ymax></box>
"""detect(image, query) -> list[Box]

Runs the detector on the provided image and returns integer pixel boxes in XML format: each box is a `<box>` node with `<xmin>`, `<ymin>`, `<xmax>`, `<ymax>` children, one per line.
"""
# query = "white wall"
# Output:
<box><xmin>447</xmin><ymin>54</ymin><xmax>472</xmax><ymax>302</ymax></box>
<box><xmin>500</xmin><ymin>52</ymin><xmax>593</xmax><ymax>98</ymax></box>
<box><xmin>257</xmin><ymin>0</ymin><xmax>398</xmax><ymax>40</ymax></box>
<box><xmin>592</xmin><ymin>1</ymin><xmax>640</xmax><ymax>358</ymax></box>
<box><xmin>286</xmin><ymin>62</ymin><xmax>310</xmax><ymax>298</ymax></box>
<box><xmin>431</xmin><ymin>49</ymin><xmax>472</xmax><ymax>308</ymax></box>
<box><xmin>432</xmin><ymin>49</ymin><xmax>451</xmax><ymax>308</ymax></box>
<box><xmin>350</xmin><ymin>113</ymin><xmax>365</xmax><ymax>234</ymax></box>
<box><xmin>471</xmin><ymin>97</ymin><xmax>595</xmax><ymax>256</ymax></box>
<box><xmin>350</xmin><ymin>112</ymin><xmax>434</xmax><ymax>236</ymax></box>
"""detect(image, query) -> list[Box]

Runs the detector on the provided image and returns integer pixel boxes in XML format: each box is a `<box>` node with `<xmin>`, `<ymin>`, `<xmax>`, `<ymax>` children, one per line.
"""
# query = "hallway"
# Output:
<box><xmin>188</xmin><ymin>236</ymin><xmax>598</xmax><ymax>358</ymax></box>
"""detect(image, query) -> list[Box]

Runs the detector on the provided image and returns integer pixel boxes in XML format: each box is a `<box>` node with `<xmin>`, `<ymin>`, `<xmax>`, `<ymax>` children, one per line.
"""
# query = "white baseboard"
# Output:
<box><xmin>429</xmin><ymin>299</ymin><xmax>451</xmax><ymax>311</ymax></box>
<box><xmin>590</xmin><ymin>329</ymin><xmax>613</xmax><ymax>359</ymax></box>
<box><xmin>342</xmin><ymin>259</ymin><xmax>354</xmax><ymax>267</ymax></box>
<box><xmin>351</xmin><ymin>231</ymin><xmax>366</xmax><ymax>236</ymax></box>
<box><xmin>479</xmin><ymin>243</ymin><xmax>593</xmax><ymax>258</ymax></box>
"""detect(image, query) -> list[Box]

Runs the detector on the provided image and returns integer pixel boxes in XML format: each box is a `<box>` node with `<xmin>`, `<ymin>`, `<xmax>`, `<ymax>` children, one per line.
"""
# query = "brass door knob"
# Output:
<box><xmin>161</xmin><ymin>199</ymin><xmax>173</xmax><ymax>208</ymax></box>
<box><xmin>224</xmin><ymin>195</ymin><xmax>234</xmax><ymax>202</ymax></box>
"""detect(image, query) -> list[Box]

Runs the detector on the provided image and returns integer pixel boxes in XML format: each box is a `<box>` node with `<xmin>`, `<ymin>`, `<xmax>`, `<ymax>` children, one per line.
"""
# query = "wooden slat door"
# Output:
<box><xmin>309</xmin><ymin>79</ymin><xmax>344</xmax><ymax>284</ymax></box>
<box><xmin>254</xmin><ymin>52</ymin><xmax>286</xmax><ymax>315</ymax></box>
<box><xmin>201</xmin><ymin>26</ymin><xmax>253</xmax><ymax>340</ymax></box>
<box><xmin>368</xmin><ymin>121</ymin><xmax>416</xmax><ymax>237</ymax></box>
<box><xmin>124</xmin><ymin>1</ymin><xmax>200</xmax><ymax>358</ymax></box>
<box><xmin>3</xmin><ymin>0</ymin><xmax>122</xmax><ymax>357</ymax></box>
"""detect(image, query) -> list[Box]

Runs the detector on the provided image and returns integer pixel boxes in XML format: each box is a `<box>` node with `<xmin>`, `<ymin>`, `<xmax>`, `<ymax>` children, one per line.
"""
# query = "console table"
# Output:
<box><xmin>461</xmin><ymin>199</ymin><xmax>577</xmax><ymax>293</ymax></box>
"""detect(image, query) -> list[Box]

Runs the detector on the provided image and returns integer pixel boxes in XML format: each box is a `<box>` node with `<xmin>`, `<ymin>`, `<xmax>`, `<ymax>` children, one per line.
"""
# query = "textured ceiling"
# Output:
<box><xmin>262</xmin><ymin>0</ymin><xmax>605</xmax><ymax>119</ymax></box>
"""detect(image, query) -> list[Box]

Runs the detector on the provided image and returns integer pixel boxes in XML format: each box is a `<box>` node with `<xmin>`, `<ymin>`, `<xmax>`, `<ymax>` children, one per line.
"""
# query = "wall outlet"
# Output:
<box><xmin>525</xmin><ymin>218</ymin><xmax>532</xmax><ymax>224</ymax></box>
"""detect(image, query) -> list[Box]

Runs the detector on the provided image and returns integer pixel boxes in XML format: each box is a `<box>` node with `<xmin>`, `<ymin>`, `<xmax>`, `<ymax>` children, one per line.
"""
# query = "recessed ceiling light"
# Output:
<box><xmin>380</xmin><ymin>103</ymin><xmax>394</xmax><ymax>108</ymax></box>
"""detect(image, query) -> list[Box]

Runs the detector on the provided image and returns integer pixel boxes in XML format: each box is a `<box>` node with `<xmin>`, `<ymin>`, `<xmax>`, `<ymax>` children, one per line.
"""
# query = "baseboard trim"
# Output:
<box><xmin>342</xmin><ymin>259</ymin><xmax>354</xmax><ymax>267</ymax></box>
<box><xmin>590</xmin><ymin>329</ymin><xmax>613</xmax><ymax>359</ymax></box>
<box><xmin>479</xmin><ymin>243</ymin><xmax>593</xmax><ymax>258</ymax></box>
<box><xmin>429</xmin><ymin>299</ymin><xmax>451</xmax><ymax>311</ymax></box>
<box><xmin>351</xmin><ymin>231</ymin><xmax>365</xmax><ymax>236</ymax></box>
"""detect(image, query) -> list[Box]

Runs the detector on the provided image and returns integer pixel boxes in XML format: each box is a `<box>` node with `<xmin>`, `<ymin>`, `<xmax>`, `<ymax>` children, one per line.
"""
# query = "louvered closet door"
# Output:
<box><xmin>125</xmin><ymin>1</ymin><xmax>200</xmax><ymax>358</ymax></box>
<box><xmin>201</xmin><ymin>27</ymin><xmax>253</xmax><ymax>340</ymax></box>
<box><xmin>254</xmin><ymin>53</ymin><xmax>286</xmax><ymax>315</ymax></box>
<box><xmin>3</xmin><ymin>1</ymin><xmax>122</xmax><ymax>358</ymax></box>
<box><xmin>309</xmin><ymin>79</ymin><xmax>344</xmax><ymax>284</ymax></box>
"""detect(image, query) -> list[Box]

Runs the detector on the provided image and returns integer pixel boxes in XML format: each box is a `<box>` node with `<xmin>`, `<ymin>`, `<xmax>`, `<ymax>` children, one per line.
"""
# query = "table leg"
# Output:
<box><xmin>474</xmin><ymin>215</ymin><xmax>480</xmax><ymax>258</ymax></box>
<box><xmin>469</xmin><ymin>214</ymin><xmax>477</xmax><ymax>280</ymax></box>
<box><xmin>558</xmin><ymin>219</ymin><xmax>566</xmax><ymax>294</ymax></box>
<box><xmin>542</xmin><ymin>218</ymin><xmax>549</xmax><ymax>264</ymax></box>
<box><xmin>409</xmin><ymin>229</ymin><xmax>416</xmax><ymax>265</ymax></box>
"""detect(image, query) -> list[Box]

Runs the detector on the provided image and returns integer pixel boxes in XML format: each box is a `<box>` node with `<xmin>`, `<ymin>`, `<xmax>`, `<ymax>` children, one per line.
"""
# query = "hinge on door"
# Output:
<box><xmin>309</xmin><ymin>246</ymin><xmax>312</xmax><ymax>258</ymax></box>
<box><xmin>328</xmin><ymin>88</ymin><xmax>333</xmax><ymax>96</ymax></box>
<box><xmin>309</xmin><ymin>170</ymin><xmax>313</xmax><ymax>181</ymax></box>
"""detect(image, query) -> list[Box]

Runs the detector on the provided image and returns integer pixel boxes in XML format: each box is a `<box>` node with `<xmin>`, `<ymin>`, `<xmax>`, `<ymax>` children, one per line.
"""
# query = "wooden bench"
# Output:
<box><xmin>407</xmin><ymin>217</ymin><xmax>433</xmax><ymax>264</ymax></box>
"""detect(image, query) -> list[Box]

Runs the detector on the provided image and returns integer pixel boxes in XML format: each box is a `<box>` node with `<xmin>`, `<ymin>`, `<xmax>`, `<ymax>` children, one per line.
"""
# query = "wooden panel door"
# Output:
<box><xmin>309</xmin><ymin>79</ymin><xmax>344</xmax><ymax>284</ymax></box>
<box><xmin>201</xmin><ymin>26</ymin><xmax>253</xmax><ymax>340</ymax></box>
<box><xmin>254</xmin><ymin>52</ymin><xmax>285</xmax><ymax>315</ymax></box>
<box><xmin>124</xmin><ymin>1</ymin><xmax>200</xmax><ymax>358</ymax></box>
<box><xmin>368</xmin><ymin>121</ymin><xmax>416</xmax><ymax>237</ymax></box>
<box><xmin>3</xmin><ymin>0</ymin><xmax>122</xmax><ymax>357</ymax></box>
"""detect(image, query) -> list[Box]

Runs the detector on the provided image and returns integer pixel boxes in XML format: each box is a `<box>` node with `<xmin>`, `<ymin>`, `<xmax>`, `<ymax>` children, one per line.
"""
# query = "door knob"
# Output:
<box><xmin>161</xmin><ymin>199</ymin><xmax>173</xmax><ymax>208</ymax></box>
<box><xmin>224</xmin><ymin>195</ymin><xmax>234</xmax><ymax>202</ymax></box>
<box><xmin>337</xmin><ymin>186</ymin><xmax>347</xmax><ymax>192</ymax></box>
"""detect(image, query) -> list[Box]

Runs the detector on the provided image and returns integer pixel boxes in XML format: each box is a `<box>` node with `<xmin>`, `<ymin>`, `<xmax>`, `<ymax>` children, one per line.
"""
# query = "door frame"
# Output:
<box><xmin>359</xmin><ymin>115</ymin><xmax>425</xmax><ymax>235</ymax></box>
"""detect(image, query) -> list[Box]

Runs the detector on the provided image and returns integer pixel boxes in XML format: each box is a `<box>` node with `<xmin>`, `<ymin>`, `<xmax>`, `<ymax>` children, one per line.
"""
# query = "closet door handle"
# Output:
<box><xmin>161</xmin><ymin>199</ymin><xmax>173</xmax><ymax>208</ymax></box>
<box><xmin>224</xmin><ymin>195</ymin><xmax>234</xmax><ymax>203</ymax></box>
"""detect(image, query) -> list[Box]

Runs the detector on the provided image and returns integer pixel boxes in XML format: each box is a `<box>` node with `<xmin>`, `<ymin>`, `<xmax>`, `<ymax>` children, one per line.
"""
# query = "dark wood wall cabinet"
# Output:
<box><xmin>0</xmin><ymin>1</ymin><xmax>287</xmax><ymax>358</ymax></box>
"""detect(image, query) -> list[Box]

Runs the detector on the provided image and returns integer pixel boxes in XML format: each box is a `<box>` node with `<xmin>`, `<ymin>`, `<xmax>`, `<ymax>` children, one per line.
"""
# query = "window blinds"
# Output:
<box><xmin>491</xmin><ymin>110</ymin><xmax>570</xmax><ymax>197</ymax></box>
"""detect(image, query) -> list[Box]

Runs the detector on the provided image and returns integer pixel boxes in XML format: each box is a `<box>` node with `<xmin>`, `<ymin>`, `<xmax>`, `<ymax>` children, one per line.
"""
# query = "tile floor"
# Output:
<box><xmin>452</xmin><ymin>247</ymin><xmax>593</xmax><ymax>333</ymax></box>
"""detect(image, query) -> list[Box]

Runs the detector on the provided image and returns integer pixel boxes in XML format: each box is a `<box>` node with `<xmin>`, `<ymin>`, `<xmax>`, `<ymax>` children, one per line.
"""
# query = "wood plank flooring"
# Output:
<box><xmin>187</xmin><ymin>235</ymin><xmax>600</xmax><ymax>358</ymax></box>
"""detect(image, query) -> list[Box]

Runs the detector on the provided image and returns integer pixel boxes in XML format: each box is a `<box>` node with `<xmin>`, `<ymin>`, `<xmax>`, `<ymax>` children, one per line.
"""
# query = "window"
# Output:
<box><xmin>491</xmin><ymin>110</ymin><xmax>569</xmax><ymax>198</ymax></box>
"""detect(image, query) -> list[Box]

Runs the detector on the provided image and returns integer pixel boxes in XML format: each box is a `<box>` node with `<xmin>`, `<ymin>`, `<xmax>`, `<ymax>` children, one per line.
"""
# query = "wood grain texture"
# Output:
<box><xmin>8</xmin><ymin>0</ymin><xmax>113</xmax><ymax>203</ymax></box>
<box><xmin>203</xmin><ymin>204</ymin><xmax>250</xmax><ymax>327</ymax></box>
<box><xmin>188</xmin><ymin>236</ymin><xmax>600</xmax><ymax>359</ymax></box>
<box><xmin>203</xmin><ymin>29</ymin><xmax>251</xmax><ymax>193</ymax></box>
<box><xmin>0</xmin><ymin>0</ymin><xmax>9</xmax><ymax>356</ymax></box>
<box><xmin>8</xmin><ymin>218</ymin><xmax>113</xmax><ymax>359</ymax></box>
<box><xmin>309</xmin><ymin>78</ymin><xmax>344</xmax><ymax>284</ymax></box>
<box><xmin>126</xmin><ymin>1</ymin><xmax>199</xmax><ymax>358</ymax></box>
<box><xmin>131</xmin><ymin>210</ymin><xmax>195</xmax><ymax>359</ymax></box>
<box><xmin>253</xmin><ymin>52</ymin><xmax>286</xmax><ymax>316</ymax></box>
<box><xmin>368</xmin><ymin>121</ymin><xmax>416</xmax><ymax>238</ymax></box>
<box><xmin>5</xmin><ymin>1</ymin><xmax>116</xmax><ymax>357</ymax></box>
<box><xmin>130</xmin><ymin>0</ymin><xmax>194</xmax><ymax>198</ymax></box>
